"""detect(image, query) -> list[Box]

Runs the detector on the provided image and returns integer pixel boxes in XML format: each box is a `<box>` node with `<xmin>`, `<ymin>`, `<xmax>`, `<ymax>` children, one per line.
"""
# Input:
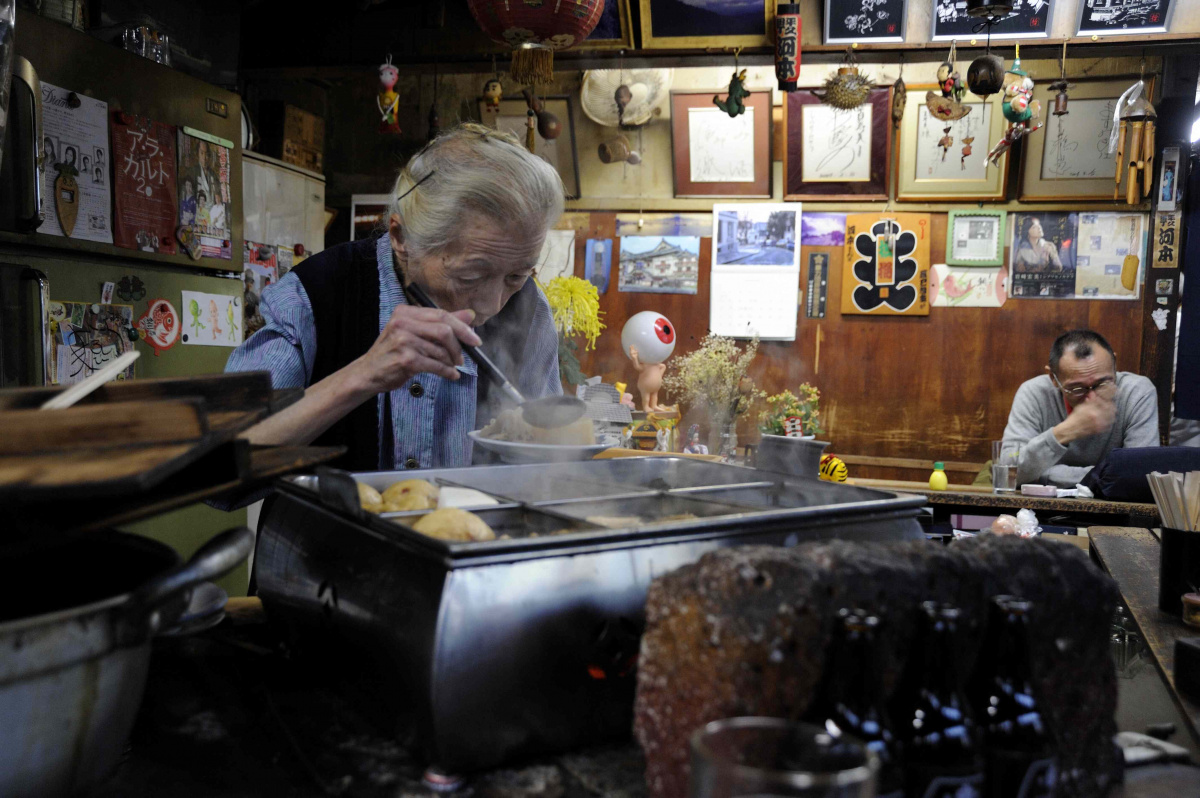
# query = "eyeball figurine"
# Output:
<box><xmin>621</xmin><ymin>311</ymin><xmax>676</xmax><ymax>413</ymax></box>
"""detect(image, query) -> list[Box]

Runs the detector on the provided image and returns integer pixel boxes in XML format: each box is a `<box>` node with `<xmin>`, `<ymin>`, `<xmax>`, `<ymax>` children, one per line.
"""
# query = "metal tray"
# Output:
<box><xmin>381</xmin><ymin>504</ymin><xmax>602</xmax><ymax>540</ymax></box>
<box><xmin>536</xmin><ymin>493</ymin><xmax>757</xmax><ymax>528</ymax></box>
<box><xmin>678</xmin><ymin>480</ymin><xmax>897</xmax><ymax>509</ymax></box>
<box><xmin>546</xmin><ymin>457</ymin><xmax>767</xmax><ymax>492</ymax></box>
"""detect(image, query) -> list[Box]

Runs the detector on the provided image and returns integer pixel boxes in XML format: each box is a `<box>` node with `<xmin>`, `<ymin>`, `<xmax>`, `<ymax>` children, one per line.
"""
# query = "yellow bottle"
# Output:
<box><xmin>929</xmin><ymin>462</ymin><xmax>949</xmax><ymax>491</ymax></box>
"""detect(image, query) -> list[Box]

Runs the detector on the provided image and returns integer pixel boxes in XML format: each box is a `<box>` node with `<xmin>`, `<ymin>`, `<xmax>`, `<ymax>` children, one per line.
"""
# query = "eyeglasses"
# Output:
<box><xmin>1051</xmin><ymin>372</ymin><xmax>1115</xmax><ymax>400</ymax></box>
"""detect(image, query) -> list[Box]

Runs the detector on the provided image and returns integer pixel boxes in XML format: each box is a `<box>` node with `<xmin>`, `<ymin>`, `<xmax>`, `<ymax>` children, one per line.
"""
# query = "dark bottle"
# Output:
<box><xmin>975</xmin><ymin>596</ymin><xmax>1058</xmax><ymax>798</ymax></box>
<box><xmin>815</xmin><ymin>609</ymin><xmax>905</xmax><ymax>798</ymax></box>
<box><xmin>903</xmin><ymin>602</ymin><xmax>984</xmax><ymax>798</ymax></box>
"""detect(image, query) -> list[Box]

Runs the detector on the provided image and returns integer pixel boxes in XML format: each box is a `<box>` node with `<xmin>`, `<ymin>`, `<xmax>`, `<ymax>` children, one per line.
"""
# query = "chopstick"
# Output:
<box><xmin>1147</xmin><ymin>471</ymin><xmax>1200</xmax><ymax>531</ymax></box>
<box><xmin>40</xmin><ymin>350</ymin><xmax>140</xmax><ymax>410</ymax></box>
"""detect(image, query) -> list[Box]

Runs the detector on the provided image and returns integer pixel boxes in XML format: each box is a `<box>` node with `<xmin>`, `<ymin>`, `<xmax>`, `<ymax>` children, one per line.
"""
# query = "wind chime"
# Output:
<box><xmin>1111</xmin><ymin>64</ymin><xmax>1157</xmax><ymax>206</ymax></box>
<box><xmin>964</xmin><ymin>0</ymin><xmax>1012</xmax><ymax>100</ymax></box>
<box><xmin>1048</xmin><ymin>42</ymin><xmax>1071</xmax><ymax>117</ymax></box>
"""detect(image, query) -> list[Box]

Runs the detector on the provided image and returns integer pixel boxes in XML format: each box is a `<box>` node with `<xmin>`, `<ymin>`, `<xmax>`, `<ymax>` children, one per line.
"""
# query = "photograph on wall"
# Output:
<box><xmin>947</xmin><ymin>211</ymin><xmax>1005</xmax><ymax>266</ymax></box>
<box><xmin>930</xmin><ymin>264</ymin><xmax>1008</xmax><ymax>308</ymax></box>
<box><xmin>111</xmin><ymin>114</ymin><xmax>177</xmax><ymax>254</ymax></box>
<box><xmin>801</xmin><ymin>213</ymin><xmax>847</xmax><ymax>247</ymax></box>
<box><xmin>181</xmin><ymin>290</ymin><xmax>243</xmax><ymax>347</ymax></box>
<box><xmin>933</xmin><ymin>0</ymin><xmax>1051</xmax><ymax>39</ymax></box>
<box><xmin>38</xmin><ymin>82</ymin><xmax>113</xmax><ymax>243</ymax></box>
<box><xmin>1008</xmin><ymin>212</ymin><xmax>1078</xmax><ymax>298</ymax></box>
<box><xmin>842</xmin><ymin>213</ymin><xmax>931</xmax><ymax>316</ymax></box>
<box><xmin>585</xmin><ymin>238</ymin><xmax>613</xmax><ymax>294</ymax></box>
<box><xmin>616</xmin><ymin>213</ymin><xmax>711</xmax><ymax>238</ymax></box>
<box><xmin>713</xmin><ymin>206</ymin><xmax>799</xmax><ymax>267</ymax></box>
<box><xmin>581</xmin><ymin>0</ymin><xmax>634</xmax><ymax>48</ymax></box>
<box><xmin>1074</xmin><ymin>212</ymin><xmax>1146</xmax><ymax>299</ymax></box>
<box><xmin>46</xmin><ymin>300</ymin><xmax>136</xmax><ymax>386</ymax></box>
<box><xmin>639</xmin><ymin>0</ymin><xmax>770</xmax><ymax>49</ymax></box>
<box><xmin>1158</xmin><ymin>146</ymin><xmax>1182</xmax><ymax>212</ymax></box>
<box><xmin>177</xmin><ymin>129</ymin><xmax>233</xmax><ymax>259</ymax></box>
<box><xmin>824</xmin><ymin>0</ymin><xmax>906</xmax><ymax>43</ymax></box>
<box><xmin>1077</xmin><ymin>0</ymin><xmax>1173</xmax><ymax>35</ymax></box>
<box><xmin>618</xmin><ymin>236</ymin><xmax>700</xmax><ymax>294</ymax></box>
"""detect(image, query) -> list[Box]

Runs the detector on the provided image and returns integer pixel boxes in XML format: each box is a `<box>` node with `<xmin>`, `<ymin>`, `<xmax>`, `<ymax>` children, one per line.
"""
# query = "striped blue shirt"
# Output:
<box><xmin>226</xmin><ymin>234</ymin><xmax>563</xmax><ymax>469</ymax></box>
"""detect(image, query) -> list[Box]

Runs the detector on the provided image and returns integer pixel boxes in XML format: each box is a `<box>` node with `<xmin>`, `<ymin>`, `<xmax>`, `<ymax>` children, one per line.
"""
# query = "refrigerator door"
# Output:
<box><xmin>0</xmin><ymin>0</ymin><xmax>15</xmax><ymax>166</ymax></box>
<box><xmin>7</xmin><ymin>55</ymin><xmax>43</xmax><ymax>232</ymax></box>
<box><xmin>0</xmin><ymin>261</ymin><xmax>48</xmax><ymax>387</ymax></box>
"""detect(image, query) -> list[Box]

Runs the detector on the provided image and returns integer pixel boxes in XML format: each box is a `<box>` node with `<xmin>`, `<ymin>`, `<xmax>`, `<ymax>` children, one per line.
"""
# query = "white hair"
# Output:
<box><xmin>391</xmin><ymin>123</ymin><xmax>565</xmax><ymax>259</ymax></box>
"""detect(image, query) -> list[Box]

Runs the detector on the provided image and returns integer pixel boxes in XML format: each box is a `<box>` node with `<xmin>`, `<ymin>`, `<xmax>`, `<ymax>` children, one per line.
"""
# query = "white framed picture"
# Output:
<box><xmin>710</xmin><ymin>203</ymin><xmax>802</xmax><ymax>341</ymax></box>
<box><xmin>711</xmin><ymin>203</ymin><xmax>801</xmax><ymax>268</ymax></box>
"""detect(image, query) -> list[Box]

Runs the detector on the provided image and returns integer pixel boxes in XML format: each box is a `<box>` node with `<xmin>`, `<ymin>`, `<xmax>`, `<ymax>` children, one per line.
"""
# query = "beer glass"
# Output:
<box><xmin>991</xmin><ymin>441</ymin><xmax>1020</xmax><ymax>493</ymax></box>
<box><xmin>689</xmin><ymin>717</ymin><xmax>877</xmax><ymax>798</ymax></box>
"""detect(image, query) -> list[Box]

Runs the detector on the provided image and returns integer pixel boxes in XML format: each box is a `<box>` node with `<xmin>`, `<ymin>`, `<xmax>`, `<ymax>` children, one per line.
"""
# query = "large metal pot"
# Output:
<box><xmin>0</xmin><ymin>526</ymin><xmax>253</xmax><ymax>798</ymax></box>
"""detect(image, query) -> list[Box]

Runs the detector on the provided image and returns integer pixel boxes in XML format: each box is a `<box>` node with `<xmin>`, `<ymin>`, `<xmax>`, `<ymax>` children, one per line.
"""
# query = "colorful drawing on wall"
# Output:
<box><xmin>619</xmin><ymin>236</ymin><xmax>700</xmax><ymax>294</ymax></box>
<box><xmin>243</xmin><ymin>241</ymin><xmax>278</xmax><ymax>339</ymax></box>
<box><xmin>800</xmin><ymin>212</ymin><xmax>847</xmax><ymax>247</ymax></box>
<box><xmin>1008</xmin><ymin>212</ymin><xmax>1078</xmax><ymax>298</ymax></box>
<box><xmin>136</xmin><ymin>298</ymin><xmax>180</xmax><ymax>356</ymax></box>
<box><xmin>586</xmin><ymin>238</ymin><xmax>613</xmax><ymax>293</ymax></box>
<box><xmin>842</xmin><ymin>213</ymin><xmax>931</xmax><ymax>316</ymax></box>
<box><xmin>181</xmin><ymin>290</ymin><xmax>242</xmax><ymax>347</ymax></box>
<box><xmin>713</xmin><ymin>205</ymin><xmax>800</xmax><ymax>267</ymax></box>
<box><xmin>929</xmin><ymin>264</ymin><xmax>1008</xmax><ymax>307</ymax></box>
<box><xmin>177</xmin><ymin>129</ymin><xmax>233</xmax><ymax>259</ymax></box>
<box><xmin>46</xmin><ymin>300</ymin><xmax>137</xmax><ymax>386</ymax></box>
<box><xmin>111</xmin><ymin>114</ymin><xmax>177</xmax><ymax>254</ymax></box>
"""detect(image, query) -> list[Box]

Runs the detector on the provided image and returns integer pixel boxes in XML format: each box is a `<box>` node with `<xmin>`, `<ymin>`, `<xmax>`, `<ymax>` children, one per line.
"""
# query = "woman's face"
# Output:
<box><xmin>392</xmin><ymin>211</ymin><xmax>542</xmax><ymax>328</ymax></box>
<box><xmin>1027</xmin><ymin>219</ymin><xmax>1043</xmax><ymax>243</ymax></box>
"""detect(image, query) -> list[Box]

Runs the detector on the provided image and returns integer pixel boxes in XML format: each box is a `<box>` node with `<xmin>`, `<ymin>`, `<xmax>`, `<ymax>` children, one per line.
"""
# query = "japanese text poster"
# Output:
<box><xmin>1008</xmin><ymin>212</ymin><xmax>1078</xmax><ymax>298</ymax></box>
<box><xmin>1074</xmin><ymin>213</ymin><xmax>1145</xmax><ymax>299</ymax></box>
<box><xmin>111</xmin><ymin>114</ymin><xmax>177</xmax><ymax>254</ymax></box>
<box><xmin>178</xmin><ymin>129</ymin><xmax>233</xmax><ymax>259</ymax></box>
<box><xmin>38</xmin><ymin>83</ymin><xmax>113</xmax><ymax>243</ymax></box>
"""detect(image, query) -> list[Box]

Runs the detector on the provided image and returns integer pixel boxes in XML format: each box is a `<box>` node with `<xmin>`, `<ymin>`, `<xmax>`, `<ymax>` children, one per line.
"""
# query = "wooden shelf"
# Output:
<box><xmin>0</xmin><ymin>230</ymin><xmax>241</xmax><ymax>275</ymax></box>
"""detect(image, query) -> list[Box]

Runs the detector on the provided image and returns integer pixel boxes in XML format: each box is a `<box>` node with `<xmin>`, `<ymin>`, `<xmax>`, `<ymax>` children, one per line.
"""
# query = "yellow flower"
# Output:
<box><xmin>540</xmin><ymin>275</ymin><xmax>605</xmax><ymax>350</ymax></box>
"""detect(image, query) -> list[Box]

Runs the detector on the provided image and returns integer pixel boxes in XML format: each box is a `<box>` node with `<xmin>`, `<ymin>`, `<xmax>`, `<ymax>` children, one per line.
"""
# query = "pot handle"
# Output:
<box><xmin>316</xmin><ymin>466</ymin><xmax>366</xmax><ymax>520</ymax></box>
<box><xmin>129</xmin><ymin>526</ymin><xmax>255</xmax><ymax>637</ymax></box>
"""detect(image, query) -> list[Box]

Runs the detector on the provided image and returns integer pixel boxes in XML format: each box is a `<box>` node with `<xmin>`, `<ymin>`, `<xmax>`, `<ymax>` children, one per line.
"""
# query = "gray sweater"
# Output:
<box><xmin>1001</xmin><ymin>372</ymin><xmax>1160</xmax><ymax>487</ymax></box>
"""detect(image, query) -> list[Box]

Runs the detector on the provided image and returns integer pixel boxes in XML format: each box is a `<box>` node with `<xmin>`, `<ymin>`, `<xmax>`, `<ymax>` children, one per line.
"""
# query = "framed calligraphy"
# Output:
<box><xmin>1019</xmin><ymin>76</ymin><xmax>1154</xmax><ymax>201</ymax></box>
<box><xmin>933</xmin><ymin>0</ymin><xmax>1051</xmax><ymax>40</ymax></box>
<box><xmin>110</xmin><ymin>113</ymin><xmax>178</xmax><ymax>254</ymax></box>
<box><xmin>824</xmin><ymin>0</ymin><xmax>906</xmax><ymax>43</ymax></box>
<box><xmin>670</xmin><ymin>90</ymin><xmax>772</xmax><ymax>199</ymax></box>
<box><xmin>1077</xmin><ymin>0</ymin><xmax>1173</xmax><ymax>36</ymax></box>
<box><xmin>783</xmin><ymin>88</ymin><xmax>891</xmax><ymax>201</ymax></box>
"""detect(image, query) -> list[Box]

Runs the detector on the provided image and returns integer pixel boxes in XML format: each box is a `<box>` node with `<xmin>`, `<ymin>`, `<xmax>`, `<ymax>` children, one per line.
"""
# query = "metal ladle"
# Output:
<box><xmin>403</xmin><ymin>281</ymin><xmax>586</xmax><ymax>429</ymax></box>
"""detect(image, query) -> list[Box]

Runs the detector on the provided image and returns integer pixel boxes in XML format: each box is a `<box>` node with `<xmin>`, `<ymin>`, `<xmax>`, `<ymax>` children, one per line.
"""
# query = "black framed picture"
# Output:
<box><xmin>932</xmin><ymin>0</ymin><xmax>1052</xmax><ymax>40</ymax></box>
<box><xmin>1077</xmin><ymin>0</ymin><xmax>1173</xmax><ymax>36</ymax></box>
<box><xmin>824</xmin><ymin>0</ymin><xmax>906</xmax><ymax>43</ymax></box>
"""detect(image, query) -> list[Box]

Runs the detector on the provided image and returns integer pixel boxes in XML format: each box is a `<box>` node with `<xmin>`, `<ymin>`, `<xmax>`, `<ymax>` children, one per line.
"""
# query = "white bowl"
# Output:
<box><xmin>468</xmin><ymin>430</ymin><xmax>617</xmax><ymax>464</ymax></box>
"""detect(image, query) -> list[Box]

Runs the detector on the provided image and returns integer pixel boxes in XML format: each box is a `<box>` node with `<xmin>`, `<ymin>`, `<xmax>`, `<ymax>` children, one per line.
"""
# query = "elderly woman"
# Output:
<box><xmin>227</xmin><ymin>124</ymin><xmax>564</xmax><ymax>470</ymax></box>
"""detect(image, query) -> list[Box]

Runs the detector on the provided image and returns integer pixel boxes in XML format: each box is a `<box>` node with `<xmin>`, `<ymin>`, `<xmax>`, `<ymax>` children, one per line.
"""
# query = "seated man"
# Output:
<box><xmin>1002</xmin><ymin>329</ymin><xmax>1159</xmax><ymax>487</ymax></box>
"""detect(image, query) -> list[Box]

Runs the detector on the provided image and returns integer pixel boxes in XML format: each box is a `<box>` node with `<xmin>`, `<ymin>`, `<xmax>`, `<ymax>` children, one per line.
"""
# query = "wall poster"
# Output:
<box><xmin>177</xmin><ymin>128</ymin><xmax>233</xmax><ymax>259</ymax></box>
<box><xmin>110</xmin><ymin>113</ymin><xmax>177</xmax><ymax>254</ymax></box>
<box><xmin>1074</xmin><ymin>212</ymin><xmax>1145</xmax><ymax>299</ymax></box>
<box><xmin>46</xmin><ymin>300</ymin><xmax>136</xmax><ymax>386</ymax></box>
<box><xmin>38</xmin><ymin>82</ymin><xmax>113</xmax><ymax>243</ymax></box>
<box><xmin>710</xmin><ymin>203</ymin><xmax>801</xmax><ymax>340</ymax></box>
<box><xmin>842</xmin><ymin>213</ymin><xmax>931</xmax><ymax>316</ymax></box>
<box><xmin>1008</xmin><ymin>212</ymin><xmax>1078</xmax><ymax>298</ymax></box>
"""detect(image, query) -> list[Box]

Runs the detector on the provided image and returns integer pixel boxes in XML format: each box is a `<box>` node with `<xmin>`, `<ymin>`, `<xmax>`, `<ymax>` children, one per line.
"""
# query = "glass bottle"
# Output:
<box><xmin>975</xmin><ymin>596</ymin><xmax>1058</xmax><ymax>798</ymax></box>
<box><xmin>903</xmin><ymin>602</ymin><xmax>984</xmax><ymax>798</ymax></box>
<box><xmin>811</xmin><ymin>609</ymin><xmax>904</xmax><ymax>798</ymax></box>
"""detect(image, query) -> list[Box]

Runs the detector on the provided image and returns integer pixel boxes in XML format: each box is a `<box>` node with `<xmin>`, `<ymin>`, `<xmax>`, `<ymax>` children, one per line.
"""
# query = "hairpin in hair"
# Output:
<box><xmin>397</xmin><ymin>170</ymin><xmax>435</xmax><ymax>202</ymax></box>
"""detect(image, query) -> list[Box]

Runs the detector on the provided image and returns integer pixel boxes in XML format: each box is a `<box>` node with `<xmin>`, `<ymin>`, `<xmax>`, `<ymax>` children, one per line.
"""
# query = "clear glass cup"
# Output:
<box><xmin>689</xmin><ymin>717</ymin><xmax>878</xmax><ymax>798</ymax></box>
<box><xmin>991</xmin><ymin>441</ymin><xmax>1021</xmax><ymax>493</ymax></box>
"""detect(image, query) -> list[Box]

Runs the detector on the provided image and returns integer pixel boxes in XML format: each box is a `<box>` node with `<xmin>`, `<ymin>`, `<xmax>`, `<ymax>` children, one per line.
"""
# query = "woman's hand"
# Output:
<box><xmin>346</xmin><ymin>305</ymin><xmax>483</xmax><ymax>398</ymax></box>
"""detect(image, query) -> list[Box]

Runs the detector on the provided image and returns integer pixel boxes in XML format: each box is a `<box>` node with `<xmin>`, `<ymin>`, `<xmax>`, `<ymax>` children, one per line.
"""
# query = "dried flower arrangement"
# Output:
<box><xmin>663</xmin><ymin>334</ymin><xmax>765</xmax><ymax>453</ymax></box>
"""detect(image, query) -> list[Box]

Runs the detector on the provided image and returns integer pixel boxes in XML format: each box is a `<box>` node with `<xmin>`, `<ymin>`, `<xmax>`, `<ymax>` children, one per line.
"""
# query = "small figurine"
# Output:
<box><xmin>713</xmin><ymin>69</ymin><xmax>750</xmax><ymax>118</ymax></box>
<box><xmin>482</xmin><ymin>78</ymin><xmax>503</xmax><ymax>112</ymax></box>
<box><xmin>925</xmin><ymin>57</ymin><xmax>971</xmax><ymax>122</ymax></box>
<box><xmin>938</xmin><ymin>126</ymin><xmax>954</xmax><ymax>161</ymax></box>
<box><xmin>377</xmin><ymin>55</ymin><xmax>401</xmax><ymax>135</ymax></box>
<box><xmin>655</xmin><ymin>426</ymin><xmax>670</xmax><ymax>452</ymax></box>
<box><xmin>682</xmin><ymin>424</ymin><xmax>709</xmax><ymax>455</ymax></box>
<box><xmin>819</xmin><ymin>454</ymin><xmax>848</xmax><ymax>483</ymax></box>
<box><xmin>960</xmin><ymin>136</ymin><xmax>974</xmax><ymax>169</ymax></box>
<box><xmin>621</xmin><ymin>311</ymin><xmax>677</xmax><ymax>413</ymax></box>
<box><xmin>621</xmin><ymin>425</ymin><xmax>634</xmax><ymax>449</ymax></box>
<box><xmin>986</xmin><ymin>56</ymin><xmax>1042</xmax><ymax>167</ymax></box>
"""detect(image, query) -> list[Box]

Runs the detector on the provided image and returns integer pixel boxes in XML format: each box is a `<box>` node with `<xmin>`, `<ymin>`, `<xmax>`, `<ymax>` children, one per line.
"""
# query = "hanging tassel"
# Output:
<box><xmin>525</xmin><ymin>109</ymin><xmax>537</xmax><ymax>153</ymax></box>
<box><xmin>510</xmin><ymin>46</ymin><xmax>554</xmax><ymax>86</ymax></box>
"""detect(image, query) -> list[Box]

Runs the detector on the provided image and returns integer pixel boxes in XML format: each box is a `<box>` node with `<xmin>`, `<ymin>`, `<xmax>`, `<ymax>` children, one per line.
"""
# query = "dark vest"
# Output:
<box><xmin>292</xmin><ymin>235</ymin><xmax>541</xmax><ymax>470</ymax></box>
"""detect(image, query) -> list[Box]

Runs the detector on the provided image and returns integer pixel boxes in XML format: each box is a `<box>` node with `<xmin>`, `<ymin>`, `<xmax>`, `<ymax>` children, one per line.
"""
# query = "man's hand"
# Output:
<box><xmin>1052</xmin><ymin>396</ymin><xmax>1117</xmax><ymax>446</ymax></box>
<box><xmin>344</xmin><ymin>305</ymin><xmax>481</xmax><ymax>399</ymax></box>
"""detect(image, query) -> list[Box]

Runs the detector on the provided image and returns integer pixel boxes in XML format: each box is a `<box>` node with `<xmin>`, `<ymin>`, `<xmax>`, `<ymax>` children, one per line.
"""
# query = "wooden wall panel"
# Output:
<box><xmin>570</xmin><ymin>212</ymin><xmax>1145</xmax><ymax>472</ymax></box>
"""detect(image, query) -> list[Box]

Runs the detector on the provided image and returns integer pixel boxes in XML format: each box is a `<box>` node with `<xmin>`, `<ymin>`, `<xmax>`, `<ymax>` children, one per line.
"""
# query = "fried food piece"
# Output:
<box><xmin>412</xmin><ymin>508</ymin><xmax>496</xmax><ymax>542</ymax></box>
<box><xmin>382</xmin><ymin>478</ymin><xmax>439</xmax><ymax>508</ymax></box>
<box><xmin>586</xmin><ymin>515</ymin><xmax>644</xmax><ymax>529</ymax></box>
<box><xmin>358</xmin><ymin>482</ymin><xmax>384</xmax><ymax>510</ymax></box>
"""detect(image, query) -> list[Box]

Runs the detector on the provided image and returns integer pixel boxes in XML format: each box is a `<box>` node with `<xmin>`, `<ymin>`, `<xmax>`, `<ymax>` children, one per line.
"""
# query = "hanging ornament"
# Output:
<box><xmin>1110</xmin><ymin>71</ymin><xmax>1157</xmax><ymax>205</ymax></box>
<box><xmin>522</xmin><ymin>88</ymin><xmax>561</xmax><ymax>140</ymax></box>
<box><xmin>960</xmin><ymin>136</ymin><xmax>975</xmax><ymax>169</ymax></box>
<box><xmin>986</xmin><ymin>45</ymin><xmax>1043</xmax><ymax>166</ymax></box>
<box><xmin>483</xmin><ymin>79</ymin><xmax>503</xmax><ymax>111</ymax></box>
<box><xmin>820</xmin><ymin>48</ymin><xmax>872</xmax><ymax>109</ymax></box>
<box><xmin>892</xmin><ymin>59</ymin><xmax>907</xmax><ymax>128</ymax></box>
<box><xmin>964</xmin><ymin>1</ymin><xmax>1011</xmax><ymax>100</ymax></box>
<box><xmin>466</xmin><ymin>0</ymin><xmax>603</xmax><ymax>86</ymax></box>
<box><xmin>926</xmin><ymin>43</ymin><xmax>971</xmax><ymax>122</ymax></box>
<box><xmin>714</xmin><ymin>49</ymin><xmax>749</xmax><ymax>118</ymax></box>
<box><xmin>774</xmin><ymin>3</ymin><xmax>801</xmax><ymax>92</ymax></box>
<box><xmin>377</xmin><ymin>54</ymin><xmax>401</xmax><ymax>135</ymax></box>
<box><xmin>1049</xmin><ymin>43</ymin><xmax>1071</xmax><ymax>116</ymax></box>
<box><xmin>939</xmin><ymin>126</ymin><xmax>954</xmax><ymax>161</ymax></box>
<box><xmin>427</xmin><ymin>63</ymin><xmax>441</xmax><ymax>142</ymax></box>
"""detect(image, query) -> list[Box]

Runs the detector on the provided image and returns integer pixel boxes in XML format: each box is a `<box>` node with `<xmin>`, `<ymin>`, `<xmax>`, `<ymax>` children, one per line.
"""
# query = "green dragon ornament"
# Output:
<box><xmin>713</xmin><ymin>69</ymin><xmax>750</xmax><ymax>118</ymax></box>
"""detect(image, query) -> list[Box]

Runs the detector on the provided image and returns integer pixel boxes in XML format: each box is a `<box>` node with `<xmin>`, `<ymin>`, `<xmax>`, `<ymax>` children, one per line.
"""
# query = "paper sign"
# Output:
<box><xmin>1153</xmin><ymin>211</ymin><xmax>1180</xmax><ymax>270</ymax></box>
<box><xmin>46</xmin><ymin>300</ymin><xmax>136</xmax><ymax>385</ymax></box>
<box><xmin>38</xmin><ymin>83</ymin><xmax>113</xmax><ymax>243</ymax></box>
<box><xmin>929</xmin><ymin>264</ymin><xmax>1008</xmax><ymax>308</ymax></box>
<box><xmin>536</xmin><ymin>229</ymin><xmax>576</xmax><ymax>283</ymax></box>
<box><xmin>111</xmin><ymin>113</ymin><xmax>178</xmax><ymax>254</ymax></box>
<box><xmin>842</xmin><ymin>213</ymin><xmax>931</xmax><ymax>315</ymax></box>
<box><xmin>178</xmin><ymin>129</ymin><xmax>233</xmax><ymax>259</ymax></box>
<box><xmin>180</xmin><ymin>291</ymin><xmax>242</xmax><ymax>347</ymax></box>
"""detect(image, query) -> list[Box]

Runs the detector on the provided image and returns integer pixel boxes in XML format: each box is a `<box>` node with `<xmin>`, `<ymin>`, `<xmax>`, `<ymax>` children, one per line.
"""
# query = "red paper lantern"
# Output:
<box><xmin>467</xmin><ymin>0</ymin><xmax>604</xmax><ymax>85</ymax></box>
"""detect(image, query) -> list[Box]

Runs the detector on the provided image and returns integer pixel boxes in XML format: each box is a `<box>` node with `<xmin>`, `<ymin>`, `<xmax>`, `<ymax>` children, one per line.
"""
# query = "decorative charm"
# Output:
<box><xmin>842</xmin><ymin>213</ymin><xmax>932</xmax><ymax>317</ymax></box>
<box><xmin>986</xmin><ymin>48</ymin><xmax>1042</xmax><ymax>167</ymax></box>
<box><xmin>892</xmin><ymin>69</ymin><xmax>907</xmax><ymax>128</ymax></box>
<box><xmin>482</xmin><ymin>78</ymin><xmax>504</xmax><ymax>111</ymax></box>
<box><xmin>466</xmin><ymin>0</ymin><xmax>603</xmax><ymax>85</ymax></box>
<box><xmin>821</xmin><ymin>56</ymin><xmax>873</xmax><ymax>109</ymax></box>
<box><xmin>622</xmin><ymin>310</ymin><xmax>677</xmax><ymax>413</ymax></box>
<box><xmin>925</xmin><ymin>46</ymin><xmax>970</xmax><ymax>122</ymax></box>
<box><xmin>175</xmin><ymin>225</ymin><xmax>202</xmax><ymax>260</ymax></box>
<box><xmin>1050</xmin><ymin>42</ymin><xmax>1072</xmax><ymax>117</ymax></box>
<box><xmin>682</xmin><ymin>424</ymin><xmax>709</xmax><ymax>455</ymax></box>
<box><xmin>939</xmin><ymin>126</ymin><xmax>955</xmax><ymax>161</ymax></box>
<box><xmin>713</xmin><ymin>69</ymin><xmax>750</xmax><ymax>118</ymax></box>
<box><xmin>783</xmin><ymin>416</ymin><xmax>805</xmax><ymax>438</ymax></box>
<box><xmin>136</xmin><ymin>297</ymin><xmax>180</xmax><ymax>356</ymax></box>
<box><xmin>960</xmin><ymin>136</ymin><xmax>975</xmax><ymax>169</ymax></box>
<box><xmin>1111</xmin><ymin>77</ymin><xmax>1157</xmax><ymax>205</ymax></box>
<box><xmin>377</xmin><ymin>54</ymin><xmax>401</xmax><ymax>135</ymax></box>
<box><xmin>774</xmin><ymin>3</ymin><xmax>801</xmax><ymax>92</ymax></box>
<box><xmin>53</xmin><ymin>162</ymin><xmax>79</xmax><ymax>237</ymax></box>
<box><xmin>819</xmin><ymin>454</ymin><xmax>849</xmax><ymax>482</ymax></box>
<box><xmin>116</xmin><ymin>275</ymin><xmax>146</xmax><ymax>302</ymax></box>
